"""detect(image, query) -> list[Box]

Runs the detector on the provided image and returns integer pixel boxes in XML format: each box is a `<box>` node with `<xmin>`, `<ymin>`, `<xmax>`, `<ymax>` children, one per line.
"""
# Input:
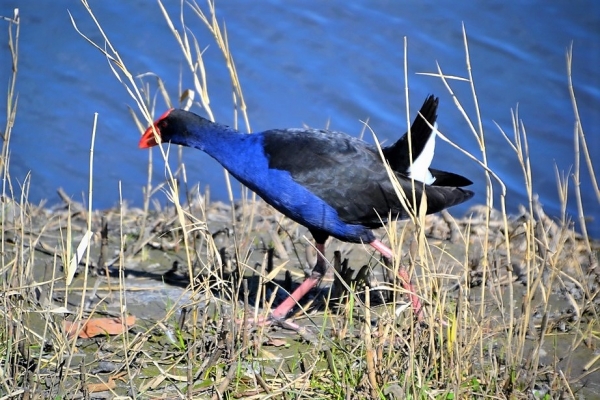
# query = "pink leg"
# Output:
<box><xmin>370</xmin><ymin>239</ymin><xmax>423</xmax><ymax>320</ymax></box>
<box><xmin>269</xmin><ymin>242</ymin><xmax>327</xmax><ymax>321</ymax></box>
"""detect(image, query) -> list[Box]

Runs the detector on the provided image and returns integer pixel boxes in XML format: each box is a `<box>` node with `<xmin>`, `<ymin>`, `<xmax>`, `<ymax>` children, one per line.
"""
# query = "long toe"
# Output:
<box><xmin>269</xmin><ymin>275</ymin><xmax>322</xmax><ymax>320</ymax></box>
<box><xmin>396</xmin><ymin>266</ymin><xmax>423</xmax><ymax>321</ymax></box>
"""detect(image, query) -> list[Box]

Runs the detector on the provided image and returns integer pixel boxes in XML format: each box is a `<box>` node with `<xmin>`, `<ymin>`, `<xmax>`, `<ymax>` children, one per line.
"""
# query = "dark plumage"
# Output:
<box><xmin>140</xmin><ymin>95</ymin><xmax>474</xmax><ymax>323</ymax></box>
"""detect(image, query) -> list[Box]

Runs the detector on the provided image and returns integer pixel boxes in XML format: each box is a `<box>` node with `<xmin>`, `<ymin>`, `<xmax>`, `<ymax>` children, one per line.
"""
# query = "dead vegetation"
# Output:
<box><xmin>1</xmin><ymin>2</ymin><xmax>599</xmax><ymax>399</ymax></box>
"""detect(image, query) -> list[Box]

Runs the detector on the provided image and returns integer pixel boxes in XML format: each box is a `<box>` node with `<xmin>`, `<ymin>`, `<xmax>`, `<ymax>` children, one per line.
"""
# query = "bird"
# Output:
<box><xmin>139</xmin><ymin>95</ymin><xmax>474</xmax><ymax>324</ymax></box>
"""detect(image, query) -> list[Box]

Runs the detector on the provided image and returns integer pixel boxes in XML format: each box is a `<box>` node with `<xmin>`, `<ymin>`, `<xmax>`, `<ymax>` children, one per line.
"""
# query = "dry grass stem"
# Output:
<box><xmin>0</xmin><ymin>2</ymin><xmax>598</xmax><ymax>399</ymax></box>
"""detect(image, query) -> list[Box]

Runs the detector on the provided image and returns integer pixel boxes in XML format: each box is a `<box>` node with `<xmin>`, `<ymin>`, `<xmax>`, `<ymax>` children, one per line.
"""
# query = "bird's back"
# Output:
<box><xmin>141</xmin><ymin>103</ymin><xmax>474</xmax><ymax>243</ymax></box>
<box><xmin>259</xmin><ymin>127</ymin><xmax>473</xmax><ymax>230</ymax></box>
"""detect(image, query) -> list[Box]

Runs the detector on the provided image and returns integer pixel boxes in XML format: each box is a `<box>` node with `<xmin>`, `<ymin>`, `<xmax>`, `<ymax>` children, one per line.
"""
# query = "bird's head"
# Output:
<box><xmin>140</xmin><ymin>109</ymin><xmax>175</xmax><ymax>148</ymax></box>
<box><xmin>139</xmin><ymin>109</ymin><xmax>213</xmax><ymax>149</ymax></box>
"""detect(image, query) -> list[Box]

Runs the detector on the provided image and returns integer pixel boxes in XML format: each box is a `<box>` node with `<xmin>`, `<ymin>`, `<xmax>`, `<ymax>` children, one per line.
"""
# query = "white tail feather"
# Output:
<box><xmin>408</xmin><ymin>122</ymin><xmax>437</xmax><ymax>184</ymax></box>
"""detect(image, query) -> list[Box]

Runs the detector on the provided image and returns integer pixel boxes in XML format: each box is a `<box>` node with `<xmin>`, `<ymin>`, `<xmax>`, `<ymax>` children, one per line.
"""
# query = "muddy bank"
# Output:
<box><xmin>2</xmin><ymin>190</ymin><xmax>599</xmax><ymax>398</ymax></box>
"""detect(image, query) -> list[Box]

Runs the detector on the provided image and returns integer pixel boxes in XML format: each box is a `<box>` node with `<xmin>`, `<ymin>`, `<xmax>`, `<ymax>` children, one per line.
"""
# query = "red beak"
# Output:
<box><xmin>139</xmin><ymin>125</ymin><xmax>160</xmax><ymax>148</ymax></box>
<box><xmin>139</xmin><ymin>109</ymin><xmax>173</xmax><ymax>148</ymax></box>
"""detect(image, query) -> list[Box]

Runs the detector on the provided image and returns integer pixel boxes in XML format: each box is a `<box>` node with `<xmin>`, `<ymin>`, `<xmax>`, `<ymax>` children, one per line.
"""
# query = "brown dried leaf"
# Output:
<box><xmin>64</xmin><ymin>315</ymin><xmax>136</xmax><ymax>339</ymax></box>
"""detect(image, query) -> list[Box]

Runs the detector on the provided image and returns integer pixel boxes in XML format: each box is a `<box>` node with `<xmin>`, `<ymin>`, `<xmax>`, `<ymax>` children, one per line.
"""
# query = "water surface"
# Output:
<box><xmin>1</xmin><ymin>1</ymin><xmax>598</xmax><ymax>237</ymax></box>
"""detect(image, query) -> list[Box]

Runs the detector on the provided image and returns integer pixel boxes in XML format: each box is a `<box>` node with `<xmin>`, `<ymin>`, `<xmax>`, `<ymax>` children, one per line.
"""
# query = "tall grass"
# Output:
<box><xmin>0</xmin><ymin>1</ymin><xmax>598</xmax><ymax>399</ymax></box>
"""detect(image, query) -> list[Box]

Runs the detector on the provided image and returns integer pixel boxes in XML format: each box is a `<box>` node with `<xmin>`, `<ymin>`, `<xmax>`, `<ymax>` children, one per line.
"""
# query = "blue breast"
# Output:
<box><xmin>206</xmin><ymin>133</ymin><xmax>373</xmax><ymax>243</ymax></box>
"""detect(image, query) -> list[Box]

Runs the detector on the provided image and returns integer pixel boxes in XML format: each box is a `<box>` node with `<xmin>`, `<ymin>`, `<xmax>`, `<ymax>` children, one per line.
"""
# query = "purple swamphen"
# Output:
<box><xmin>139</xmin><ymin>95</ymin><xmax>474</xmax><ymax>324</ymax></box>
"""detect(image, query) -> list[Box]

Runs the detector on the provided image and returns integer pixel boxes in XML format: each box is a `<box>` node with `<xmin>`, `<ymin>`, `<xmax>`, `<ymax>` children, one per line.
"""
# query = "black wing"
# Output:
<box><xmin>262</xmin><ymin>128</ymin><xmax>473</xmax><ymax>228</ymax></box>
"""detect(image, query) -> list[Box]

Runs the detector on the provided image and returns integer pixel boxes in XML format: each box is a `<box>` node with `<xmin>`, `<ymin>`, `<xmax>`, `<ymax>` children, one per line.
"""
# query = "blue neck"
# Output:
<box><xmin>179</xmin><ymin>116</ymin><xmax>375</xmax><ymax>244</ymax></box>
<box><xmin>184</xmin><ymin>121</ymin><xmax>261</xmax><ymax>180</ymax></box>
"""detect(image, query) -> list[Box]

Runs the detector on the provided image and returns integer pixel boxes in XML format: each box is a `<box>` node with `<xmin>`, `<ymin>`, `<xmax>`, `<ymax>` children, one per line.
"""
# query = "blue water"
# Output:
<box><xmin>1</xmin><ymin>1</ymin><xmax>598</xmax><ymax>238</ymax></box>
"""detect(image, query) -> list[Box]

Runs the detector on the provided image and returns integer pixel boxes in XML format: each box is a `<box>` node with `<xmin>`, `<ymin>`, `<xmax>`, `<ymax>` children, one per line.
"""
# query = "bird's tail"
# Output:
<box><xmin>383</xmin><ymin>95</ymin><xmax>439</xmax><ymax>181</ymax></box>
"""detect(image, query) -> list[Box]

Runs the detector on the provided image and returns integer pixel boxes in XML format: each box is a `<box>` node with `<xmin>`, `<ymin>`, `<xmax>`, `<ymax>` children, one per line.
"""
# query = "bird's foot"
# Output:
<box><xmin>392</xmin><ymin>264</ymin><xmax>424</xmax><ymax>321</ymax></box>
<box><xmin>235</xmin><ymin>273</ymin><xmax>322</xmax><ymax>334</ymax></box>
<box><xmin>235</xmin><ymin>313</ymin><xmax>271</xmax><ymax>327</ymax></box>
<box><xmin>235</xmin><ymin>252</ymin><xmax>325</xmax><ymax>335</ymax></box>
<box><xmin>236</xmin><ymin>312</ymin><xmax>307</xmax><ymax>335</ymax></box>
<box><xmin>370</xmin><ymin>240</ymin><xmax>424</xmax><ymax>320</ymax></box>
